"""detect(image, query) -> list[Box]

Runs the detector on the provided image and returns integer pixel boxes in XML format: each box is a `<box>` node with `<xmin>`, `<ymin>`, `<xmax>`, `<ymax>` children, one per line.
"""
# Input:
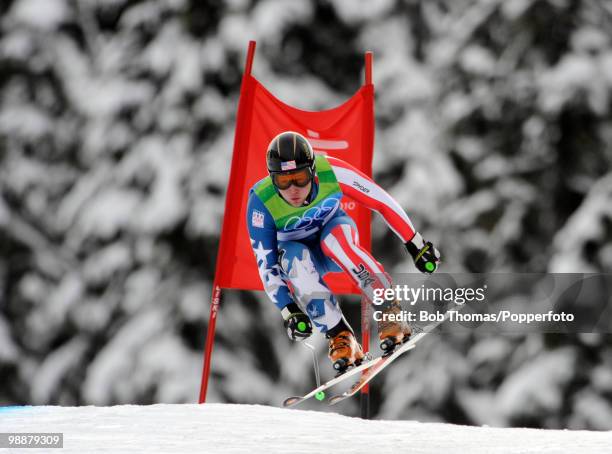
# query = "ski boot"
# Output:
<box><xmin>377</xmin><ymin>299</ymin><xmax>412</xmax><ymax>355</ymax></box>
<box><xmin>326</xmin><ymin>330</ymin><xmax>365</xmax><ymax>375</ymax></box>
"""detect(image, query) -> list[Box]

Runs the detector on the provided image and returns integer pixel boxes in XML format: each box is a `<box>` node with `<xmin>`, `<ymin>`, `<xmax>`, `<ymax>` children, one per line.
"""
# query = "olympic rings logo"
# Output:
<box><xmin>284</xmin><ymin>197</ymin><xmax>340</xmax><ymax>231</ymax></box>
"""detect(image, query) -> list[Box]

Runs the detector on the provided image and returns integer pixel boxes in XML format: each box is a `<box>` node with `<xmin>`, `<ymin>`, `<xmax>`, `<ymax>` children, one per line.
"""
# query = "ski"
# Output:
<box><xmin>328</xmin><ymin>306</ymin><xmax>461</xmax><ymax>406</ymax></box>
<box><xmin>327</xmin><ymin>341</ymin><xmax>417</xmax><ymax>406</ymax></box>
<box><xmin>282</xmin><ymin>356</ymin><xmax>382</xmax><ymax>408</ymax></box>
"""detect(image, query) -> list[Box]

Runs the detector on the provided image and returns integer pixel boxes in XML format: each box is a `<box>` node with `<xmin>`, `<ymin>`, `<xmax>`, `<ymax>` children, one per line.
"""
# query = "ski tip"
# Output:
<box><xmin>282</xmin><ymin>397</ymin><xmax>304</xmax><ymax>408</ymax></box>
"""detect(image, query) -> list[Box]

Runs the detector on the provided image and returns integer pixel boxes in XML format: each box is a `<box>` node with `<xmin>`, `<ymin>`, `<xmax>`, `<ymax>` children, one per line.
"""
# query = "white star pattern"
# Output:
<box><xmin>289</xmin><ymin>250</ymin><xmax>331</xmax><ymax>301</ymax></box>
<box><xmin>253</xmin><ymin>241</ymin><xmax>272</xmax><ymax>264</ymax></box>
<box><xmin>256</xmin><ymin>263</ymin><xmax>286</xmax><ymax>304</ymax></box>
<box><xmin>251</xmin><ymin>239</ymin><xmax>289</xmax><ymax>305</ymax></box>
<box><xmin>265</xmin><ymin>269</ymin><xmax>285</xmax><ymax>302</ymax></box>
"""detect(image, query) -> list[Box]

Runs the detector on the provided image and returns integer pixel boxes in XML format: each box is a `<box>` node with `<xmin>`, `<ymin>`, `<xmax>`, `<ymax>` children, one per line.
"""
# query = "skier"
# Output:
<box><xmin>247</xmin><ymin>131</ymin><xmax>440</xmax><ymax>373</ymax></box>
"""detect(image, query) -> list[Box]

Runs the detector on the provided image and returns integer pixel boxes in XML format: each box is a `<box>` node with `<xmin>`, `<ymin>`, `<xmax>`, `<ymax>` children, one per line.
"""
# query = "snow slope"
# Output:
<box><xmin>1</xmin><ymin>404</ymin><xmax>611</xmax><ymax>453</ymax></box>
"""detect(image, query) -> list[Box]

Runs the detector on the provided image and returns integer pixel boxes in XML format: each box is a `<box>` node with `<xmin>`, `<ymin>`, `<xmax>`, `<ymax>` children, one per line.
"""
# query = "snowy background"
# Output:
<box><xmin>1</xmin><ymin>0</ymin><xmax>611</xmax><ymax>430</ymax></box>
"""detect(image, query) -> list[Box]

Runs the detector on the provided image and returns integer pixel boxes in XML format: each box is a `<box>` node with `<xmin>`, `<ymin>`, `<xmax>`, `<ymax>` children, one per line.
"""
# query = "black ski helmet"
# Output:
<box><xmin>266</xmin><ymin>131</ymin><xmax>315</xmax><ymax>174</ymax></box>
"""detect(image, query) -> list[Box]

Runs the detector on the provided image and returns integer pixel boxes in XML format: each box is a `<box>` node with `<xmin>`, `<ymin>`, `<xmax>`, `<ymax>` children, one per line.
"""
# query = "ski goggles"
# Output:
<box><xmin>271</xmin><ymin>167</ymin><xmax>313</xmax><ymax>190</ymax></box>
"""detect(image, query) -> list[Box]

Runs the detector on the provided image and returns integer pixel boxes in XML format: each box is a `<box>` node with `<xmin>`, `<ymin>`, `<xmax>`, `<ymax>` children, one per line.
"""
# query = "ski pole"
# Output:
<box><xmin>302</xmin><ymin>341</ymin><xmax>325</xmax><ymax>401</ymax></box>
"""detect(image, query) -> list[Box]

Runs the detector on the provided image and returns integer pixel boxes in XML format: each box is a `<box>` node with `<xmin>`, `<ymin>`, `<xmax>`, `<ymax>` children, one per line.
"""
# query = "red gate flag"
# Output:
<box><xmin>200</xmin><ymin>41</ymin><xmax>375</xmax><ymax>403</ymax></box>
<box><xmin>217</xmin><ymin>62</ymin><xmax>375</xmax><ymax>295</ymax></box>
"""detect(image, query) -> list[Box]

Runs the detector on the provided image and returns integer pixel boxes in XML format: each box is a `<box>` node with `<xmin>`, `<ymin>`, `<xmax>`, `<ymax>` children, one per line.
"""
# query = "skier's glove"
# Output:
<box><xmin>405</xmin><ymin>232</ymin><xmax>441</xmax><ymax>274</ymax></box>
<box><xmin>281</xmin><ymin>303</ymin><xmax>313</xmax><ymax>342</ymax></box>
